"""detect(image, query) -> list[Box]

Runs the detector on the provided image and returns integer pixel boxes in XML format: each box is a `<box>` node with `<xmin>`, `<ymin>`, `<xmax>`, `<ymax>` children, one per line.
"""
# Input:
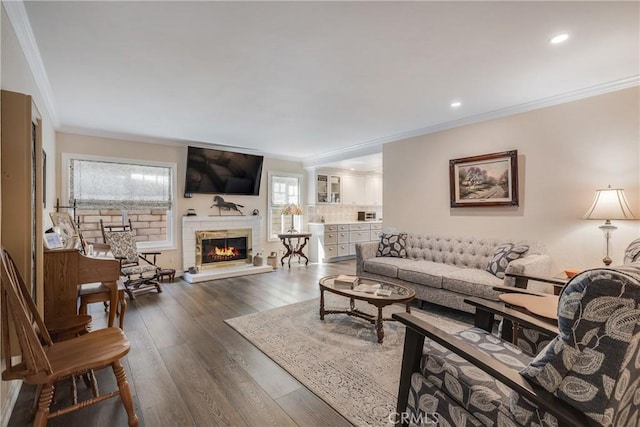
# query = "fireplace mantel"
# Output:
<box><xmin>182</xmin><ymin>215</ymin><xmax>271</xmax><ymax>283</ymax></box>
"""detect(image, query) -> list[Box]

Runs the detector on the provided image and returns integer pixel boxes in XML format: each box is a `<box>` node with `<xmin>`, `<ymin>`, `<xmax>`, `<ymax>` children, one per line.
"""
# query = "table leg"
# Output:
<box><xmin>376</xmin><ymin>306</ymin><xmax>384</xmax><ymax>343</ymax></box>
<box><xmin>297</xmin><ymin>237</ymin><xmax>310</xmax><ymax>266</ymax></box>
<box><xmin>319</xmin><ymin>289</ymin><xmax>325</xmax><ymax>320</ymax></box>
<box><xmin>406</xmin><ymin>302</ymin><xmax>411</xmax><ymax>314</ymax></box>
<box><xmin>280</xmin><ymin>237</ymin><xmax>293</xmax><ymax>267</ymax></box>
<box><xmin>104</xmin><ymin>280</ymin><xmax>118</xmax><ymax>328</ymax></box>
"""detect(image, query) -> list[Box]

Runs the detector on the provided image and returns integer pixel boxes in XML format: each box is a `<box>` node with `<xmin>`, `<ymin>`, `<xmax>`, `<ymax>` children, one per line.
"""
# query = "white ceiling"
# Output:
<box><xmin>14</xmin><ymin>1</ymin><xmax>640</xmax><ymax>170</ymax></box>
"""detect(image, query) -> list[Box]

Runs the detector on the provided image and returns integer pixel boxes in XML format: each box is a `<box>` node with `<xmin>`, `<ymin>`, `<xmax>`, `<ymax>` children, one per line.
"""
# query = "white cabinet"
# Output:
<box><xmin>342</xmin><ymin>175</ymin><xmax>366</xmax><ymax>205</ymax></box>
<box><xmin>365</xmin><ymin>174</ymin><xmax>383</xmax><ymax>205</ymax></box>
<box><xmin>309</xmin><ymin>222</ymin><xmax>383</xmax><ymax>262</ymax></box>
<box><xmin>315</xmin><ymin>173</ymin><xmax>341</xmax><ymax>204</ymax></box>
<box><xmin>308</xmin><ymin>169</ymin><xmax>382</xmax><ymax>206</ymax></box>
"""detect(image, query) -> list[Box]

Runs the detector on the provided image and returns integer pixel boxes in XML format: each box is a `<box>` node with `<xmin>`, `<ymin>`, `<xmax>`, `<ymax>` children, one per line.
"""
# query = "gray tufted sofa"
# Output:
<box><xmin>356</xmin><ymin>234</ymin><xmax>551</xmax><ymax>313</ymax></box>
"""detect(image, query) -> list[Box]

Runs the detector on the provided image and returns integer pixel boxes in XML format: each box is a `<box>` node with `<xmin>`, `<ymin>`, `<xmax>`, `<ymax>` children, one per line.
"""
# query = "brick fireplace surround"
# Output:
<box><xmin>182</xmin><ymin>215</ymin><xmax>272</xmax><ymax>283</ymax></box>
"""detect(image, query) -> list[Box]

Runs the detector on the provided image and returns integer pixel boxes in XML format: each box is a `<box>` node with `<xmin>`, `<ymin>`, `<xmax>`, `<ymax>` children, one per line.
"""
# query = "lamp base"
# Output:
<box><xmin>286</xmin><ymin>227</ymin><xmax>299</xmax><ymax>234</ymax></box>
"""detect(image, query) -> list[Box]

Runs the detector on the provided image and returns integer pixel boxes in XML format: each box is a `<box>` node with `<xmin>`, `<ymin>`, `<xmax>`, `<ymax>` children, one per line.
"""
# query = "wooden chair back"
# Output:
<box><xmin>1</xmin><ymin>248</ymin><xmax>53</xmax><ymax>380</ymax></box>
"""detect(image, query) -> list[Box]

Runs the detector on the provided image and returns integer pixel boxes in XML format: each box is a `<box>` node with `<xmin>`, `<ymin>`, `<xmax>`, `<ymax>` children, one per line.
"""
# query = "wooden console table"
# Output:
<box><xmin>44</xmin><ymin>248</ymin><xmax>121</xmax><ymax>327</ymax></box>
<box><xmin>277</xmin><ymin>232</ymin><xmax>311</xmax><ymax>268</ymax></box>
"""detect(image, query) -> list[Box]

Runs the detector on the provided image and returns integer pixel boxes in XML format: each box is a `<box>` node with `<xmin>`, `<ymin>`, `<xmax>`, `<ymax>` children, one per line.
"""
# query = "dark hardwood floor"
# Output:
<box><xmin>9</xmin><ymin>260</ymin><xmax>361</xmax><ymax>427</ymax></box>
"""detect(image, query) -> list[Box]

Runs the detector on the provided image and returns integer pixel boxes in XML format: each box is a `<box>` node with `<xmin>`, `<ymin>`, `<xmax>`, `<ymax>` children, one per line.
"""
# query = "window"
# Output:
<box><xmin>63</xmin><ymin>154</ymin><xmax>177</xmax><ymax>249</ymax></box>
<box><xmin>268</xmin><ymin>172</ymin><xmax>302</xmax><ymax>241</ymax></box>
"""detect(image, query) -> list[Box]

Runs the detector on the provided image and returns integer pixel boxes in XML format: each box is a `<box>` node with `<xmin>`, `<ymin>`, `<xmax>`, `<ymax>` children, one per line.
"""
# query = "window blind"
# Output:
<box><xmin>70</xmin><ymin>159</ymin><xmax>172</xmax><ymax>210</ymax></box>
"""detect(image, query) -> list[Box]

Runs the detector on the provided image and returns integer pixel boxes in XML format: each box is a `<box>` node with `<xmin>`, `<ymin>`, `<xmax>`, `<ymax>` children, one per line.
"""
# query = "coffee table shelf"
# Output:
<box><xmin>318</xmin><ymin>275</ymin><xmax>416</xmax><ymax>343</ymax></box>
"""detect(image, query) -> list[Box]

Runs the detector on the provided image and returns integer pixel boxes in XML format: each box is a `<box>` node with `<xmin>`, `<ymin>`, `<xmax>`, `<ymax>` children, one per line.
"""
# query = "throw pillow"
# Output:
<box><xmin>377</xmin><ymin>233</ymin><xmax>407</xmax><ymax>258</ymax></box>
<box><xmin>486</xmin><ymin>243</ymin><xmax>529</xmax><ymax>278</ymax></box>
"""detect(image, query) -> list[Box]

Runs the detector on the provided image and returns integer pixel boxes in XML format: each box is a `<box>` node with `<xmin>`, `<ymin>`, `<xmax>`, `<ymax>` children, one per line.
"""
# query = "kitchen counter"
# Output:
<box><xmin>308</xmin><ymin>221</ymin><xmax>383</xmax><ymax>263</ymax></box>
<box><xmin>308</xmin><ymin>220</ymin><xmax>383</xmax><ymax>226</ymax></box>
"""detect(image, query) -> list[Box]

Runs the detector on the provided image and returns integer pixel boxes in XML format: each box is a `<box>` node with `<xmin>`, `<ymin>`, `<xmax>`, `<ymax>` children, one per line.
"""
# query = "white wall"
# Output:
<box><xmin>384</xmin><ymin>87</ymin><xmax>640</xmax><ymax>272</ymax></box>
<box><xmin>56</xmin><ymin>132</ymin><xmax>306</xmax><ymax>271</ymax></box>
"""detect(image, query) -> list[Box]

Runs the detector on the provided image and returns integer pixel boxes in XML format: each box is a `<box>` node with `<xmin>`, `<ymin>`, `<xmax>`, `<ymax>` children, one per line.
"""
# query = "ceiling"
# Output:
<box><xmin>14</xmin><ymin>1</ymin><xmax>640</xmax><ymax>171</ymax></box>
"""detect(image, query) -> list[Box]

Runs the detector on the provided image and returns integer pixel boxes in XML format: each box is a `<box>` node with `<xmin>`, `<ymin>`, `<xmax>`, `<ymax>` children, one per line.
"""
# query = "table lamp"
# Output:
<box><xmin>583</xmin><ymin>185</ymin><xmax>636</xmax><ymax>265</ymax></box>
<box><xmin>282</xmin><ymin>203</ymin><xmax>303</xmax><ymax>233</ymax></box>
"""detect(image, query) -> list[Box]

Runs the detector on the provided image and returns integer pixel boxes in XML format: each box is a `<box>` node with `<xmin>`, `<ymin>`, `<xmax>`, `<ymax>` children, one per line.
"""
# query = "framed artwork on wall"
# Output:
<box><xmin>449</xmin><ymin>150</ymin><xmax>519</xmax><ymax>207</ymax></box>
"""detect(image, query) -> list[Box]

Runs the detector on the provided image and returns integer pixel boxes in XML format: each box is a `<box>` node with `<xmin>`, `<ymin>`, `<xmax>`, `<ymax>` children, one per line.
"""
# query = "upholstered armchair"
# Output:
<box><xmin>394</xmin><ymin>263</ymin><xmax>640</xmax><ymax>426</ymax></box>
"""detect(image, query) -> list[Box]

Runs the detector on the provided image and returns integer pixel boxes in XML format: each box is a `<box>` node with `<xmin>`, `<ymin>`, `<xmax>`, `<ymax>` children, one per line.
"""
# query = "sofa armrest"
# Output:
<box><xmin>504</xmin><ymin>254</ymin><xmax>552</xmax><ymax>292</ymax></box>
<box><xmin>505</xmin><ymin>272</ymin><xmax>567</xmax><ymax>295</ymax></box>
<box><xmin>356</xmin><ymin>241</ymin><xmax>378</xmax><ymax>275</ymax></box>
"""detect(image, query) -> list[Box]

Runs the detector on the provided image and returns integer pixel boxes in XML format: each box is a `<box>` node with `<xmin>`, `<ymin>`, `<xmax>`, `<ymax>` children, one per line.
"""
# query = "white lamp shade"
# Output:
<box><xmin>583</xmin><ymin>186</ymin><xmax>636</xmax><ymax>220</ymax></box>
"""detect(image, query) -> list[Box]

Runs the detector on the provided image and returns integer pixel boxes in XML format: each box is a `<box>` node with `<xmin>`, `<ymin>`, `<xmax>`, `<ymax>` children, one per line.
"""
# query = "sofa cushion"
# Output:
<box><xmin>397</xmin><ymin>261</ymin><xmax>459</xmax><ymax>289</ymax></box>
<box><xmin>441</xmin><ymin>269</ymin><xmax>503</xmax><ymax>300</ymax></box>
<box><xmin>363</xmin><ymin>257</ymin><xmax>416</xmax><ymax>278</ymax></box>
<box><xmin>485</xmin><ymin>243</ymin><xmax>529</xmax><ymax>279</ymax></box>
<box><xmin>420</xmin><ymin>327</ymin><xmax>532</xmax><ymax>426</ymax></box>
<box><xmin>377</xmin><ymin>232</ymin><xmax>408</xmax><ymax>258</ymax></box>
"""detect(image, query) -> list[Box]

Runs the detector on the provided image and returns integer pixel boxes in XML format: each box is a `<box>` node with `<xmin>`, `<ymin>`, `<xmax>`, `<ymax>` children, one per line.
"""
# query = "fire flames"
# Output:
<box><xmin>206</xmin><ymin>246</ymin><xmax>239</xmax><ymax>259</ymax></box>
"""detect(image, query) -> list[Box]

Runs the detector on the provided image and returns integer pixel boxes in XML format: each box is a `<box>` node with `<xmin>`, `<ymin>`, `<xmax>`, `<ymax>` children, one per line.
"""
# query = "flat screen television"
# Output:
<box><xmin>185</xmin><ymin>146</ymin><xmax>264</xmax><ymax>196</ymax></box>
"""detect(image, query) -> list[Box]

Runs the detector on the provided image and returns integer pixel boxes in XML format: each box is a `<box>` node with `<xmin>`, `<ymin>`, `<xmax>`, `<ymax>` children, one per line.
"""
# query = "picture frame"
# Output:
<box><xmin>449</xmin><ymin>150</ymin><xmax>518</xmax><ymax>207</ymax></box>
<box><xmin>43</xmin><ymin>232</ymin><xmax>64</xmax><ymax>250</ymax></box>
<box><xmin>50</xmin><ymin>212</ymin><xmax>79</xmax><ymax>237</ymax></box>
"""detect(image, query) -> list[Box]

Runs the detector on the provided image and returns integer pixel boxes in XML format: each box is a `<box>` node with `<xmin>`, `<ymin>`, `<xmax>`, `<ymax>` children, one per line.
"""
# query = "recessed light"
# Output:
<box><xmin>450</xmin><ymin>101</ymin><xmax>462</xmax><ymax>108</ymax></box>
<box><xmin>550</xmin><ymin>33</ymin><xmax>569</xmax><ymax>44</ymax></box>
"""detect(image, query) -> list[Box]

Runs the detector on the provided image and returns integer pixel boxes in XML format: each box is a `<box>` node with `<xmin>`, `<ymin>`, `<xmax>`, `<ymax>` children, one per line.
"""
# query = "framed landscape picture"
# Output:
<box><xmin>449</xmin><ymin>150</ymin><xmax>518</xmax><ymax>207</ymax></box>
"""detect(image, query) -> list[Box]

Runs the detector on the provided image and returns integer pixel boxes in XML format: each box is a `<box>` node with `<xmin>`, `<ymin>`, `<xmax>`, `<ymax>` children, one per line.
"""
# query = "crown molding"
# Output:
<box><xmin>3</xmin><ymin>0</ymin><xmax>60</xmax><ymax>127</ymax></box>
<box><xmin>303</xmin><ymin>76</ymin><xmax>639</xmax><ymax>166</ymax></box>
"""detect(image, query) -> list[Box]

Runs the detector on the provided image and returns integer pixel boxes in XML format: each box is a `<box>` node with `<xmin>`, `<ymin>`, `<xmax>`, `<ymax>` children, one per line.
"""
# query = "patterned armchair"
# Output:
<box><xmin>100</xmin><ymin>219</ymin><xmax>163</xmax><ymax>299</ymax></box>
<box><xmin>394</xmin><ymin>263</ymin><xmax>640</xmax><ymax>426</ymax></box>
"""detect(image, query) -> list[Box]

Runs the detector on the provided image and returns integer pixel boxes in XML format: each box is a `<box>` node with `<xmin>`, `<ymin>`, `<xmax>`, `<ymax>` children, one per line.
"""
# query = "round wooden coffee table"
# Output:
<box><xmin>319</xmin><ymin>275</ymin><xmax>416</xmax><ymax>343</ymax></box>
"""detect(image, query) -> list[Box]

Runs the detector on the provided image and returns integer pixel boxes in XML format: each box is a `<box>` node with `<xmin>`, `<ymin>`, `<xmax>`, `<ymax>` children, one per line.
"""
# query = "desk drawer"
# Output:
<box><xmin>349</xmin><ymin>223</ymin><xmax>370</xmax><ymax>231</ymax></box>
<box><xmin>338</xmin><ymin>244</ymin><xmax>350</xmax><ymax>257</ymax></box>
<box><xmin>350</xmin><ymin>230</ymin><xmax>370</xmax><ymax>243</ymax></box>
<box><xmin>324</xmin><ymin>244</ymin><xmax>338</xmax><ymax>259</ymax></box>
<box><xmin>324</xmin><ymin>232</ymin><xmax>337</xmax><ymax>245</ymax></box>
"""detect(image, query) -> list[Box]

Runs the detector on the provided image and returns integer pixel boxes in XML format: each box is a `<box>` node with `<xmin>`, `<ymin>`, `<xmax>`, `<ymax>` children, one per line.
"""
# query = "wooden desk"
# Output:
<box><xmin>44</xmin><ymin>248</ymin><xmax>120</xmax><ymax>327</ymax></box>
<box><xmin>277</xmin><ymin>232</ymin><xmax>311</xmax><ymax>268</ymax></box>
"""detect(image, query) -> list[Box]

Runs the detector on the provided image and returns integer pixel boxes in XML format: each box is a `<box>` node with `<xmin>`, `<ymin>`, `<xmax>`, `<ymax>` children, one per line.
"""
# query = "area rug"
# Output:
<box><xmin>225</xmin><ymin>294</ymin><xmax>470</xmax><ymax>426</ymax></box>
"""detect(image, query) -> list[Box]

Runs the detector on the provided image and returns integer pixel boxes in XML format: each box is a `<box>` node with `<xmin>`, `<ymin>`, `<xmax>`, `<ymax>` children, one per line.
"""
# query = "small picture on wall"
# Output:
<box><xmin>449</xmin><ymin>150</ymin><xmax>519</xmax><ymax>207</ymax></box>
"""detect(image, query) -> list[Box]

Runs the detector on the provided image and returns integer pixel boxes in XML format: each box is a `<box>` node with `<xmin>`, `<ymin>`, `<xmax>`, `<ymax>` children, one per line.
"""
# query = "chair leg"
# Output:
<box><xmin>33</xmin><ymin>383</ymin><xmax>54</xmax><ymax>427</ymax></box>
<box><xmin>119</xmin><ymin>293</ymin><xmax>127</xmax><ymax>329</ymax></box>
<box><xmin>113</xmin><ymin>360</ymin><xmax>139</xmax><ymax>427</ymax></box>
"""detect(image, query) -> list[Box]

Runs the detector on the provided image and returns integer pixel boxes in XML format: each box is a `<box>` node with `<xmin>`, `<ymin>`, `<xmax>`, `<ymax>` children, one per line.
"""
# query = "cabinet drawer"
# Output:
<box><xmin>325</xmin><ymin>225</ymin><xmax>338</xmax><ymax>232</ymax></box>
<box><xmin>338</xmin><ymin>231</ymin><xmax>349</xmax><ymax>244</ymax></box>
<box><xmin>324</xmin><ymin>245</ymin><xmax>338</xmax><ymax>259</ymax></box>
<box><xmin>349</xmin><ymin>223</ymin><xmax>370</xmax><ymax>231</ymax></box>
<box><xmin>350</xmin><ymin>231</ymin><xmax>370</xmax><ymax>243</ymax></box>
<box><xmin>370</xmin><ymin>223</ymin><xmax>383</xmax><ymax>230</ymax></box>
<box><xmin>338</xmin><ymin>244</ymin><xmax>350</xmax><ymax>257</ymax></box>
<box><xmin>325</xmin><ymin>232</ymin><xmax>338</xmax><ymax>245</ymax></box>
<box><xmin>338</xmin><ymin>224</ymin><xmax>350</xmax><ymax>232</ymax></box>
<box><xmin>370</xmin><ymin>230</ymin><xmax>382</xmax><ymax>241</ymax></box>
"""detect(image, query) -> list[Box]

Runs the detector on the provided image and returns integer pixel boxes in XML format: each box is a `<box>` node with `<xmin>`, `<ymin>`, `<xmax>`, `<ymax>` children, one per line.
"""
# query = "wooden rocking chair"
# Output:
<box><xmin>100</xmin><ymin>219</ymin><xmax>163</xmax><ymax>299</ymax></box>
<box><xmin>0</xmin><ymin>247</ymin><xmax>138</xmax><ymax>426</ymax></box>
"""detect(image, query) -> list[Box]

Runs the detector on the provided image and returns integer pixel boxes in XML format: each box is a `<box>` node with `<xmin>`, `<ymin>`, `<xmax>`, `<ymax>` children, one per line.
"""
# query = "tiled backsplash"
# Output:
<box><xmin>305</xmin><ymin>204</ymin><xmax>383</xmax><ymax>223</ymax></box>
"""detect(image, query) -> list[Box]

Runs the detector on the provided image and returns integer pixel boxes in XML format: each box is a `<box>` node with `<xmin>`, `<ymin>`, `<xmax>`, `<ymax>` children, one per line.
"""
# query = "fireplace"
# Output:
<box><xmin>196</xmin><ymin>228</ymin><xmax>252</xmax><ymax>270</ymax></box>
